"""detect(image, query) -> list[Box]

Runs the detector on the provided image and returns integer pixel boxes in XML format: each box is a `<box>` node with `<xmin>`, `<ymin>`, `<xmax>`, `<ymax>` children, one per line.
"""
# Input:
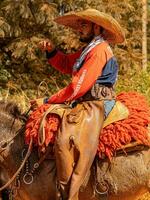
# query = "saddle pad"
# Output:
<box><xmin>103</xmin><ymin>101</ymin><xmax>129</xmax><ymax>128</ymax></box>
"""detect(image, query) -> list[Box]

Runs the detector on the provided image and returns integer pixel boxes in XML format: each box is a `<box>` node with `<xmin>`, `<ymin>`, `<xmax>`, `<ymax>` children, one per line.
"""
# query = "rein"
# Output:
<box><xmin>0</xmin><ymin>137</ymin><xmax>33</xmax><ymax>191</ymax></box>
<box><xmin>38</xmin><ymin>104</ymin><xmax>69</xmax><ymax>146</ymax></box>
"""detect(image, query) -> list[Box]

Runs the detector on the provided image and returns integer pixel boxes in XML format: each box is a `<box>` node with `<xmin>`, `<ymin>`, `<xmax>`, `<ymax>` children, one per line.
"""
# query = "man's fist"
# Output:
<box><xmin>38</xmin><ymin>40</ymin><xmax>55</xmax><ymax>52</ymax></box>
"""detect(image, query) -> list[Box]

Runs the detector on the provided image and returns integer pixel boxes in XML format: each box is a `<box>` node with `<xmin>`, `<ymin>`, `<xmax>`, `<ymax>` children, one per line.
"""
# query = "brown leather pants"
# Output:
<box><xmin>55</xmin><ymin>100</ymin><xmax>104</xmax><ymax>200</ymax></box>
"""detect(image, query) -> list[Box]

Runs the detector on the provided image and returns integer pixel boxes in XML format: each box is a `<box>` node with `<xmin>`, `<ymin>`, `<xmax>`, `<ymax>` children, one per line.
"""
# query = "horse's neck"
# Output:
<box><xmin>2</xmin><ymin>131</ymin><xmax>26</xmax><ymax>175</ymax></box>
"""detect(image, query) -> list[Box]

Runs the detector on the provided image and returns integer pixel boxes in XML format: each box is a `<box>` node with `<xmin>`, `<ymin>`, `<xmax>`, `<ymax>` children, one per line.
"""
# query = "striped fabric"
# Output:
<box><xmin>73</xmin><ymin>35</ymin><xmax>104</xmax><ymax>72</ymax></box>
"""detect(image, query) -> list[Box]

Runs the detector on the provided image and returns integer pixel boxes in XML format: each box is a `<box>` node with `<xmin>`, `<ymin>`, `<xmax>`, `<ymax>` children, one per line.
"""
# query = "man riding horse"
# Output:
<box><xmin>31</xmin><ymin>8</ymin><xmax>125</xmax><ymax>200</ymax></box>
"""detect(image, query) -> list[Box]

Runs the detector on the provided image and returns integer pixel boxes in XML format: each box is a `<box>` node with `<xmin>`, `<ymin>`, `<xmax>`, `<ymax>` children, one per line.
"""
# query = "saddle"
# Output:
<box><xmin>38</xmin><ymin>101</ymin><xmax>128</xmax><ymax>149</ymax></box>
<box><xmin>39</xmin><ymin>100</ymin><xmax>149</xmax><ymax>159</ymax></box>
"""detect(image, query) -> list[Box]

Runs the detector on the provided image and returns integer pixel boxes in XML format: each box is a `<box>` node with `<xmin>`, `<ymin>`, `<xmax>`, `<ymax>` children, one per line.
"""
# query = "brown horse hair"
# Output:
<box><xmin>0</xmin><ymin>100</ymin><xmax>28</xmax><ymax>123</ymax></box>
<box><xmin>0</xmin><ymin>101</ymin><xmax>21</xmax><ymax>118</ymax></box>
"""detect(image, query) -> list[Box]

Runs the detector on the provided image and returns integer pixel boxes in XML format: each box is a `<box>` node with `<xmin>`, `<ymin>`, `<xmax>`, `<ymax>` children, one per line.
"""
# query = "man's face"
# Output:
<box><xmin>76</xmin><ymin>20</ymin><xmax>94</xmax><ymax>43</ymax></box>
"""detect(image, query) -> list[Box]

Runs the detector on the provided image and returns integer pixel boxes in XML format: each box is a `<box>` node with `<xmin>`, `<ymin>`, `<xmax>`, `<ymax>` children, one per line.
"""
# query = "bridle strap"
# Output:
<box><xmin>0</xmin><ymin>138</ymin><xmax>33</xmax><ymax>191</ymax></box>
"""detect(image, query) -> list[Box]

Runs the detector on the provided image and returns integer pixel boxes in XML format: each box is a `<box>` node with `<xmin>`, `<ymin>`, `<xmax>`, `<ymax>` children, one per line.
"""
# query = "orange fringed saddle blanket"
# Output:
<box><xmin>25</xmin><ymin>92</ymin><xmax>150</xmax><ymax>159</ymax></box>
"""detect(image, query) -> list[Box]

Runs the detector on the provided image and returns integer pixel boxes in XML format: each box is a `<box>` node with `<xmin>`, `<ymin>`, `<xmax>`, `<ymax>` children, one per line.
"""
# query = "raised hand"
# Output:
<box><xmin>38</xmin><ymin>40</ymin><xmax>55</xmax><ymax>52</ymax></box>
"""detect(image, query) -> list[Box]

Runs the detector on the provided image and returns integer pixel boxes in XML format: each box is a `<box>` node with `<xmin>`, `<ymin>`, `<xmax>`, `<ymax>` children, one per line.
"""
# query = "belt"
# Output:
<box><xmin>70</xmin><ymin>84</ymin><xmax>116</xmax><ymax>108</ymax></box>
<box><xmin>79</xmin><ymin>84</ymin><xmax>115</xmax><ymax>101</ymax></box>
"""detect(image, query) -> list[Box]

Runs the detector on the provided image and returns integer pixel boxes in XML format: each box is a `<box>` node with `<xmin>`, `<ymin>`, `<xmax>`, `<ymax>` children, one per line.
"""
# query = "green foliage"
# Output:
<box><xmin>148</xmin><ymin>0</ymin><xmax>150</xmax><ymax>60</ymax></box>
<box><xmin>0</xmin><ymin>68</ymin><xmax>11</xmax><ymax>83</ymax></box>
<box><xmin>116</xmin><ymin>66</ymin><xmax>150</xmax><ymax>103</ymax></box>
<box><xmin>0</xmin><ymin>0</ymin><xmax>149</xmax><ymax>107</ymax></box>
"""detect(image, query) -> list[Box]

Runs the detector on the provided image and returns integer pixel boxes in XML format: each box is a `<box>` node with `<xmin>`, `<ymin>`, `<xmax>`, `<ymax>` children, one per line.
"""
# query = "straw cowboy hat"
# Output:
<box><xmin>54</xmin><ymin>9</ymin><xmax>125</xmax><ymax>44</ymax></box>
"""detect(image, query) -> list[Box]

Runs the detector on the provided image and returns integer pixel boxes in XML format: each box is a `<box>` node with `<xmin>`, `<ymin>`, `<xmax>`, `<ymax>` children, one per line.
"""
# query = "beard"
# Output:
<box><xmin>79</xmin><ymin>33</ymin><xmax>94</xmax><ymax>43</ymax></box>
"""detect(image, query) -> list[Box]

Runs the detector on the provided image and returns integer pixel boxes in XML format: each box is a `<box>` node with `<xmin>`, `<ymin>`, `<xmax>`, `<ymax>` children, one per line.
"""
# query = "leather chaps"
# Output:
<box><xmin>55</xmin><ymin>100</ymin><xmax>104</xmax><ymax>200</ymax></box>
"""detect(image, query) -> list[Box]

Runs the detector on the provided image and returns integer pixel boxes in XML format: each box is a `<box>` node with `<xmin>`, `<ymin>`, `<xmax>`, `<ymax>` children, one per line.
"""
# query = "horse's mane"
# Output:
<box><xmin>0</xmin><ymin>100</ymin><xmax>22</xmax><ymax>119</ymax></box>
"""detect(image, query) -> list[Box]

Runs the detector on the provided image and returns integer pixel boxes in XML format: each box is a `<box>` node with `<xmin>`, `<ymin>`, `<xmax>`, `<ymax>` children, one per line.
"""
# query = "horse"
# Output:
<box><xmin>0</xmin><ymin>168</ymin><xmax>9</xmax><ymax>200</ymax></box>
<box><xmin>0</xmin><ymin>101</ymin><xmax>150</xmax><ymax>200</ymax></box>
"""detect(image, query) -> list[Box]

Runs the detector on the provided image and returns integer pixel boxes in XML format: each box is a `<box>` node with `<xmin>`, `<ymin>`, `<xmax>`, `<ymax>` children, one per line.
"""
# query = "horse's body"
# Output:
<box><xmin>0</xmin><ymin>102</ymin><xmax>150</xmax><ymax>200</ymax></box>
<box><xmin>0</xmin><ymin>168</ymin><xmax>9</xmax><ymax>200</ymax></box>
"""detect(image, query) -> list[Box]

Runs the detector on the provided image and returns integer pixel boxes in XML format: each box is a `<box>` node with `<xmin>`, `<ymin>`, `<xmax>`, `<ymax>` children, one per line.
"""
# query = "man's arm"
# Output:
<box><xmin>47</xmin><ymin>43</ymin><xmax>113</xmax><ymax>104</ymax></box>
<box><xmin>47</xmin><ymin>49</ymin><xmax>82</xmax><ymax>75</ymax></box>
<box><xmin>38</xmin><ymin>40</ymin><xmax>82</xmax><ymax>75</ymax></box>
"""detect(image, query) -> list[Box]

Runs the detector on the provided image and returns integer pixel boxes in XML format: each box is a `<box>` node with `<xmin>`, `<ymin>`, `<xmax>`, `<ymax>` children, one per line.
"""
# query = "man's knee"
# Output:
<box><xmin>55</xmin><ymin>131</ymin><xmax>68</xmax><ymax>146</ymax></box>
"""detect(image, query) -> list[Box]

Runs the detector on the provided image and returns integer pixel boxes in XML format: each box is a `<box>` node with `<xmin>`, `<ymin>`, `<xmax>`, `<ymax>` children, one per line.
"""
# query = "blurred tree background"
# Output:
<box><xmin>148</xmin><ymin>0</ymin><xmax>150</xmax><ymax>61</ymax></box>
<box><xmin>0</xmin><ymin>0</ymin><xmax>149</xmax><ymax>110</ymax></box>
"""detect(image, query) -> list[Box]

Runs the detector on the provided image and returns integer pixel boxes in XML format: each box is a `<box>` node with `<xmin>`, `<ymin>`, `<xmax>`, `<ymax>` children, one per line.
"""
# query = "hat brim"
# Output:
<box><xmin>54</xmin><ymin>9</ymin><xmax>125</xmax><ymax>44</ymax></box>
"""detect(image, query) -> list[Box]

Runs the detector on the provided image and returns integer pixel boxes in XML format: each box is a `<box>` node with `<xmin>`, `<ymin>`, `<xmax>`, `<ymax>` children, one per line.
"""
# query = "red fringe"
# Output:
<box><xmin>25</xmin><ymin>104</ymin><xmax>60</xmax><ymax>151</ymax></box>
<box><xmin>25</xmin><ymin>92</ymin><xmax>150</xmax><ymax>159</ymax></box>
<box><xmin>98</xmin><ymin>92</ymin><xmax>150</xmax><ymax>159</ymax></box>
